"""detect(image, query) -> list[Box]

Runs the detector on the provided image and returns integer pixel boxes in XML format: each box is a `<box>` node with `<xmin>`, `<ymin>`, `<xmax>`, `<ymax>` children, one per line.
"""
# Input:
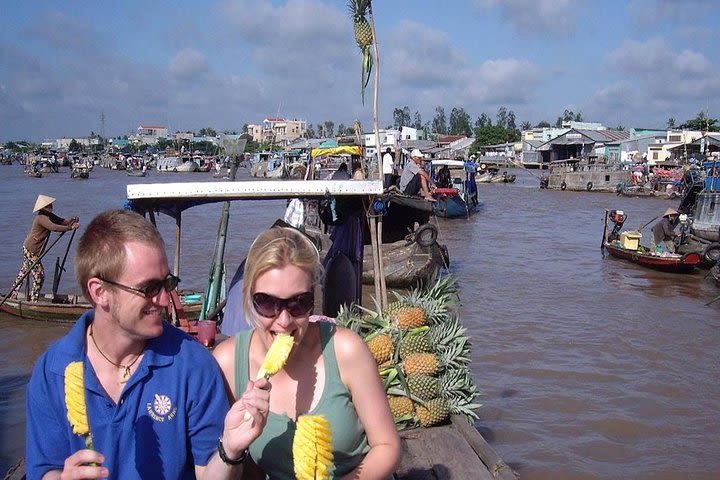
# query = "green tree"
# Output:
<box><xmin>470</xmin><ymin>124</ymin><xmax>520</xmax><ymax>153</ymax></box>
<box><xmin>323</xmin><ymin>121</ymin><xmax>335</xmax><ymax>138</ymax></box>
<box><xmin>507</xmin><ymin>110</ymin><xmax>517</xmax><ymax>132</ymax></box>
<box><xmin>475</xmin><ymin>113</ymin><xmax>491</xmax><ymax>129</ymax></box>
<box><xmin>496</xmin><ymin>107</ymin><xmax>508</xmax><ymax>129</ymax></box>
<box><xmin>413</xmin><ymin>111</ymin><xmax>423</xmax><ymax>130</ymax></box>
<box><xmin>680</xmin><ymin>111</ymin><xmax>719</xmax><ymax>131</ymax></box>
<box><xmin>393</xmin><ymin>107</ymin><xmax>411</xmax><ymax>128</ymax></box>
<box><xmin>432</xmin><ymin>106</ymin><xmax>447</xmax><ymax>135</ymax></box>
<box><xmin>199</xmin><ymin>127</ymin><xmax>217</xmax><ymax>137</ymax></box>
<box><xmin>520</xmin><ymin>121</ymin><xmax>532</xmax><ymax>131</ymax></box>
<box><xmin>68</xmin><ymin>139</ymin><xmax>81</xmax><ymax>152</ymax></box>
<box><xmin>306</xmin><ymin>124</ymin><xmax>316</xmax><ymax>138</ymax></box>
<box><xmin>449</xmin><ymin>107</ymin><xmax>472</xmax><ymax>136</ymax></box>
<box><xmin>337</xmin><ymin>123</ymin><xmax>347</xmax><ymax>136</ymax></box>
<box><xmin>667</xmin><ymin>118</ymin><xmax>676</xmax><ymax>129</ymax></box>
<box><xmin>536</xmin><ymin>120</ymin><xmax>551</xmax><ymax>128</ymax></box>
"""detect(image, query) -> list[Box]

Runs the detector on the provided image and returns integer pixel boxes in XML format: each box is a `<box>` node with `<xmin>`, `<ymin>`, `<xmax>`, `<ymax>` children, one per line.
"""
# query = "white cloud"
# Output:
<box><xmin>473</xmin><ymin>0</ymin><xmax>579</xmax><ymax>34</ymax></box>
<box><xmin>168</xmin><ymin>48</ymin><xmax>209</xmax><ymax>80</ymax></box>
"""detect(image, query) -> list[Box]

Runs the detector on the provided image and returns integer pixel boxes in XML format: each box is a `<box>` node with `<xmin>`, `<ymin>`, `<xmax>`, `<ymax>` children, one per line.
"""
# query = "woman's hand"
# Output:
<box><xmin>220</xmin><ymin>378</ymin><xmax>271</xmax><ymax>459</ymax></box>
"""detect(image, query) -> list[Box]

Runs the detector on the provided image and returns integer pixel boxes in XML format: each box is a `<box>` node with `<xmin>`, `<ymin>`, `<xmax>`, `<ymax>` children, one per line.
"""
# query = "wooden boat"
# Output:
<box><xmin>603</xmin><ymin>243</ymin><xmax>701</xmax><ymax>273</ymax></box>
<box><xmin>70</xmin><ymin>165</ymin><xmax>90</xmax><ymax>179</ymax></box>
<box><xmin>0</xmin><ymin>291</ymin><xmax>203</xmax><ymax>322</ymax></box>
<box><xmin>601</xmin><ymin>209</ymin><xmax>701</xmax><ymax>273</ymax></box>
<box><xmin>361</xmin><ymin>238</ymin><xmax>448</xmax><ymax>287</ymax></box>
<box><xmin>430</xmin><ymin>159</ymin><xmax>480</xmax><ymax>219</ymax></box>
<box><xmin>5</xmin><ymin>414</ymin><xmax>517</xmax><ymax>480</ymax></box>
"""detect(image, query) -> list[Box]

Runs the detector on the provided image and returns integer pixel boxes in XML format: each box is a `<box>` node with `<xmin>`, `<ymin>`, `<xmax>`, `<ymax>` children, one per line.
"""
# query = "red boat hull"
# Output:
<box><xmin>604</xmin><ymin>243</ymin><xmax>701</xmax><ymax>273</ymax></box>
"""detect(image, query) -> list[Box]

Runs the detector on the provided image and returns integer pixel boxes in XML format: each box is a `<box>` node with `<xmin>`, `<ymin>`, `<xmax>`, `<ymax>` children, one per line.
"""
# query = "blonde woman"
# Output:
<box><xmin>213</xmin><ymin>227</ymin><xmax>401</xmax><ymax>479</ymax></box>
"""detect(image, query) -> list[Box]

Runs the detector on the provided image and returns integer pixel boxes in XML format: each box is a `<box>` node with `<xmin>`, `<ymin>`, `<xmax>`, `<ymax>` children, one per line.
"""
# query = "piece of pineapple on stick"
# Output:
<box><xmin>293</xmin><ymin>414</ymin><xmax>334</xmax><ymax>480</ymax></box>
<box><xmin>243</xmin><ymin>333</ymin><xmax>295</xmax><ymax>422</ymax></box>
<box><xmin>64</xmin><ymin>361</ymin><xmax>95</xmax><ymax>453</ymax></box>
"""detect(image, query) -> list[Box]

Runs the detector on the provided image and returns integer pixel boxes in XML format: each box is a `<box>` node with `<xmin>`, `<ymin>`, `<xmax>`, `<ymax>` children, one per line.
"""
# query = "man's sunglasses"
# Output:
<box><xmin>252</xmin><ymin>292</ymin><xmax>314</xmax><ymax>318</ymax></box>
<box><xmin>100</xmin><ymin>273</ymin><xmax>180</xmax><ymax>298</ymax></box>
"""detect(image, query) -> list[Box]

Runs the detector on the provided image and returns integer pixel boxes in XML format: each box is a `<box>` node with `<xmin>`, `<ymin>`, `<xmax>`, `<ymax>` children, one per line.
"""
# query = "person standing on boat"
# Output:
<box><xmin>394</xmin><ymin>126</ymin><xmax>403</xmax><ymax>164</ymax></box>
<box><xmin>10</xmin><ymin>195</ymin><xmax>79</xmax><ymax>302</ymax></box>
<box><xmin>382</xmin><ymin>147</ymin><xmax>395</xmax><ymax>189</ymax></box>
<box><xmin>25</xmin><ymin>209</ymin><xmax>271</xmax><ymax>480</ymax></box>
<box><xmin>651</xmin><ymin>208</ymin><xmax>680</xmax><ymax>253</ymax></box>
<box><xmin>399</xmin><ymin>149</ymin><xmax>436</xmax><ymax>201</ymax></box>
<box><xmin>212</xmin><ymin>226</ymin><xmax>401</xmax><ymax>479</ymax></box>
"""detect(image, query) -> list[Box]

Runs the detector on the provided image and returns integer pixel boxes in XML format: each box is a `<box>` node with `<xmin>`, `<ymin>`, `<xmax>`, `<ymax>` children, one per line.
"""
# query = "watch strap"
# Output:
<box><xmin>217</xmin><ymin>437</ymin><xmax>248</xmax><ymax>465</ymax></box>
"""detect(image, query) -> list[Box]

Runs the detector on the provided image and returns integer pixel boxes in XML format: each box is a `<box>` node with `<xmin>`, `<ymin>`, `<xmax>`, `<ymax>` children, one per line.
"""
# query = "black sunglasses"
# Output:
<box><xmin>252</xmin><ymin>292</ymin><xmax>314</xmax><ymax>318</ymax></box>
<box><xmin>100</xmin><ymin>273</ymin><xmax>180</xmax><ymax>298</ymax></box>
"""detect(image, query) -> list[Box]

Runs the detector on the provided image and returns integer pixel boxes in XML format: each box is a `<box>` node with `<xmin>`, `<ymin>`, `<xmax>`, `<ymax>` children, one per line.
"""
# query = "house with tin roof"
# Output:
<box><xmin>536</xmin><ymin>128</ymin><xmax>629</xmax><ymax>164</ymax></box>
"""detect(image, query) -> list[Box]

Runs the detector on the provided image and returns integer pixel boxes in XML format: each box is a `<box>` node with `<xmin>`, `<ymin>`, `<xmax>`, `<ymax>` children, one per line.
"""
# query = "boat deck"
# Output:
<box><xmin>4</xmin><ymin>416</ymin><xmax>516</xmax><ymax>480</ymax></box>
<box><xmin>396</xmin><ymin>416</ymin><xmax>516</xmax><ymax>480</ymax></box>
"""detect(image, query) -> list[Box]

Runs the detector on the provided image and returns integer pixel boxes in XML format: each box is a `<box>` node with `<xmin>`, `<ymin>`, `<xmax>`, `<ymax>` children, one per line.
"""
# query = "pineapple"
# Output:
<box><xmin>416</xmin><ymin>397</ymin><xmax>451</xmax><ymax>427</ymax></box>
<box><xmin>382</xmin><ymin>299</ymin><xmax>407</xmax><ymax>323</ymax></box>
<box><xmin>65</xmin><ymin>362</ymin><xmax>94</xmax><ymax>452</ymax></box>
<box><xmin>257</xmin><ymin>333</ymin><xmax>294</xmax><ymax>379</ymax></box>
<box><xmin>407</xmin><ymin>374</ymin><xmax>439</xmax><ymax>401</ymax></box>
<box><xmin>403</xmin><ymin>352</ymin><xmax>439</xmax><ymax>377</ymax></box>
<box><xmin>293</xmin><ymin>414</ymin><xmax>334</xmax><ymax>480</ymax></box>
<box><xmin>348</xmin><ymin>0</ymin><xmax>374</xmax><ymax>103</ymax></box>
<box><xmin>395</xmin><ymin>306</ymin><xmax>426</xmax><ymax>330</ymax></box>
<box><xmin>388</xmin><ymin>395</ymin><xmax>414</xmax><ymax>419</ymax></box>
<box><xmin>366</xmin><ymin>333</ymin><xmax>394</xmax><ymax>365</ymax></box>
<box><xmin>398</xmin><ymin>330</ymin><xmax>431</xmax><ymax>359</ymax></box>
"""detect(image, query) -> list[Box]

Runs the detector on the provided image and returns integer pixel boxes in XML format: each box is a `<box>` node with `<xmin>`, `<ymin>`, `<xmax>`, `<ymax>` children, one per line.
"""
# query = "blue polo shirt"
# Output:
<box><xmin>26</xmin><ymin>311</ymin><xmax>229</xmax><ymax>479</ymax></box>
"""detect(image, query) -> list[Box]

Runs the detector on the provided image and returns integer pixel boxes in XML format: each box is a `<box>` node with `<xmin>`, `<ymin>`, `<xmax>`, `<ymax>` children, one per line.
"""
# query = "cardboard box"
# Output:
<box><xmin>620</xmin><ymin>231</ymin><xmax>642</xmax><ymax>250</ymax></box>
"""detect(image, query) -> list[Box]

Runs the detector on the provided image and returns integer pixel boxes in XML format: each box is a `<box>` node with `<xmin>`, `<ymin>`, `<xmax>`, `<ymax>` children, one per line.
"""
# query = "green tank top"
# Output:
<box><xmin>234</xmin><ymin>322</ymin><xmax>369</xmax><ymax>479</ymax></box>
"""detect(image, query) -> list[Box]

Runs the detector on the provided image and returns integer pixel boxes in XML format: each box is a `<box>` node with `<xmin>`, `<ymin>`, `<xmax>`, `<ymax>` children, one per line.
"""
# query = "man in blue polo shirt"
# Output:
<box><xmin>26</xmin><ymin>209</ymin><xmax>270</xmax><ymax>479</ymax></box>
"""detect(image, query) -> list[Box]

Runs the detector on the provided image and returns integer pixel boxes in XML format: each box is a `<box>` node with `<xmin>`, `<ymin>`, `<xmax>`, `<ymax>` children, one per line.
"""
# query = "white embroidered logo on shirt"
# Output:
<box><xmin>147</xmin><ymin>393</ymin><xmax>177</xmax><ymax>422</ymax></box>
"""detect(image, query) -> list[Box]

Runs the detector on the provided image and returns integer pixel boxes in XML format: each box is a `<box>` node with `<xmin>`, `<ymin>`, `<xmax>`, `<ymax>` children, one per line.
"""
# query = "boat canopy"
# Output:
<box><xmin>127</xmin><ymin>179</ymin><xmax>383</xmax><ymax>218</ymax></box>
<box><xmin>311</xmin><ymin>146</ymin><xmax>362</xmax><ymax>159</ymax></box>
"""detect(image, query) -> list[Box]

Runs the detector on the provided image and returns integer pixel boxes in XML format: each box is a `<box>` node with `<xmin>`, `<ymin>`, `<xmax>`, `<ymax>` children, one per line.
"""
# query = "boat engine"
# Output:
<box><xmin>608</xmin><ymin>209</ymin><xmax>626</xmax><ymax>242</ymax></box>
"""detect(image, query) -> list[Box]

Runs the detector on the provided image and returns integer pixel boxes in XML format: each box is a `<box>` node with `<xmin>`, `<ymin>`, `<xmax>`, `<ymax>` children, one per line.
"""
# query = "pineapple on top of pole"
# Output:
<box><xmin>350</xmin><ymin>0</ymin><xmax>373</xmax><ymax>105</ymax></box>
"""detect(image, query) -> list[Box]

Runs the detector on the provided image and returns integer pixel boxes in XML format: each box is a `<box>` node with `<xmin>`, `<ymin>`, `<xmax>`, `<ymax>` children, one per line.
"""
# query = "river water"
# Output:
<box><xmin>1</xmin><ymin>165</ymin><xmax>719</xmax><ymax>479</ymax></box>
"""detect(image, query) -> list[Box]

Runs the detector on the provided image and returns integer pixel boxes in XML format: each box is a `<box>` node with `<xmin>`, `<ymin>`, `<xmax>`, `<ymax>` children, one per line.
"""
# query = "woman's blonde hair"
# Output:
<box><xmin>242</xmin><ymin>227</ymin><xmax>321</xmax><ymax>327</ymax></box>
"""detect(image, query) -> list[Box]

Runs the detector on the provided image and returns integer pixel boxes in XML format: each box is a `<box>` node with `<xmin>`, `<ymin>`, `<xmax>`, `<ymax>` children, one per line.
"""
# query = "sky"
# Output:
<box><xmin>1</xmin><ymin>0</ymin><xmax>719</xmax><ymax>143</ymax></box>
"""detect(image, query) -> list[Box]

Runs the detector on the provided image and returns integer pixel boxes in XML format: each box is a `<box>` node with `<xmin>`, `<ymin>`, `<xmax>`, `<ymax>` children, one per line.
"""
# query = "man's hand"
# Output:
<box><xmin>52</xmin><ymin>449</ymin><xmax>108</xmax><ymax>479</ymax></box>
<box><xmin>220</xmin><ymin>378</ymin><xmax>271</xmax><ymax>459</ymax></box>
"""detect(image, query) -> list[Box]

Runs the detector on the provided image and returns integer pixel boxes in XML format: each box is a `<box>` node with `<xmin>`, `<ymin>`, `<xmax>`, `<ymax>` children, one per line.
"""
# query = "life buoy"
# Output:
<box><xmin>560</xmin><ymin>182</ymin><xmax>567</xmax><ymax>191</ymax></box>
<box><xmin>586</xmin><ymin>181</ymin><xmax>593</xmax><ymax>191</ymax></box>
<box><xmin>415</xmin><ymin>223</ymin><xmax>438</xmax><ymax>247</ymax></box>
<box><xmin>702</xmin><ymin>243</ymin><xmax>720</xmax><ymax>265</ymax></box>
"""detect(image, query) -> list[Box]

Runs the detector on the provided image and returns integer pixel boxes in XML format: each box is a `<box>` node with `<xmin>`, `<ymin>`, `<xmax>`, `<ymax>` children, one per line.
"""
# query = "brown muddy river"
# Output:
<box><xmin>1</xmin><ymin>164</ymin><xmax>719</xmax><ymax>479</ymax></box>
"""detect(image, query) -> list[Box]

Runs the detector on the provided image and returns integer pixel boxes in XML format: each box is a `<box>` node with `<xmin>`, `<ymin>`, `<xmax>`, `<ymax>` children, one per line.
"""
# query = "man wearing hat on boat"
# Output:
<box><xmin>398</xmin><ymin>148</ymin><xmax>436</xmax><ymax>201</ymax></box>
<box><xmin>651</xmin><ymin>207</ymin><xmax>680</xmax><ymax>253</ymax></box>
<box><xmin>10</xmin><ymin>194</ymin><xmax>79</xmax><ymax>301</ymax></box>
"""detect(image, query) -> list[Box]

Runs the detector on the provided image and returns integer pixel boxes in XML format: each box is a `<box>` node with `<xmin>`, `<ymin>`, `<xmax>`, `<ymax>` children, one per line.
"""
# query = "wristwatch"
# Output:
<box><xmin>217</xmin><ymin>437</ymin><xmax>248</xmax><ymax>465</ymax></box>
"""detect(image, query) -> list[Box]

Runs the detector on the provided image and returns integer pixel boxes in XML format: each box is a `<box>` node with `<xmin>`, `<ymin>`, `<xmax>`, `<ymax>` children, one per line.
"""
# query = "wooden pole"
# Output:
<box><xmin>174</xmin><ymin>207</ymin><xmax>181</xmax><ymax>278</ymax></box>
<box><xmin>368</xmin><ymin>1</ymin><xmax>386</xmax><ymax>308</ymax></box>
<box><xmin>601</xmin><ymin>209</ymin><xmax>609</xmax><ymax>252</ymax></box>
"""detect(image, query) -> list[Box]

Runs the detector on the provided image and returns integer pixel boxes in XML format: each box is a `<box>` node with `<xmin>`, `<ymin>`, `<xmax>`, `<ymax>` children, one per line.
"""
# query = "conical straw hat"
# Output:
<box><xmin>662</xmin><ymin>207</ymin><xmax>678</xmax><ymax>217</ymax></box>
<box><xmin>33</xmin><ymin>194</ymin><xmax>56</xmax><ymax>212</ymax></box>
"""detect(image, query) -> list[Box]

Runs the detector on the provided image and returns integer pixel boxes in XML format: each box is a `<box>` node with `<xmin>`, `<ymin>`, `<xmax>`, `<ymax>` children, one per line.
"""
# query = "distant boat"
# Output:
<box><xmin>430</xmin><ymin>159</ymin><xmax>481</xmax><ymax>219</ymax></box>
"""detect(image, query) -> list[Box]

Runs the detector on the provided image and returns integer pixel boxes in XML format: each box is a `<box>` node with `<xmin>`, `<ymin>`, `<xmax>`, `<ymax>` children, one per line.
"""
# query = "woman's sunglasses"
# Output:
<box><xmin>100</xmin><ymin>273</ymin><xmax>180</xmax><ymax>298</ymax></box>
<box><xmin>252</xmin><ymin>292</ymin><xmax>314</xmax><ymax>318</ymax></box>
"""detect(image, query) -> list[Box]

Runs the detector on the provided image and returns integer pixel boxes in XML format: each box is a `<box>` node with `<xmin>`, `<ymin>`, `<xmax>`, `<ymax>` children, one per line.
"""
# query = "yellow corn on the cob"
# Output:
<box><xmin>256</xmin><ymin>333</ymin><xmax>294</xmax><ymax>379</ymax></box>
<box><xmin>64</xmin><ymin>361</ymin><xmax>90</xmax><ymax>436</ymax></box>
<box><xmin>293</xmin><ymin>414</ymin><xmax>334</xmax><ymax>480</ymax></box>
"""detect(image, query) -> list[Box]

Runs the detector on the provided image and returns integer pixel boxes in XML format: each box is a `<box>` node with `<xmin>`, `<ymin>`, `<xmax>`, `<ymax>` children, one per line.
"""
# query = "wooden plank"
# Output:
<box><xmin>422</xmin><ymin>423</ymin><xmax>495</xmax><ymax>480</ymax></box>
<box><xmin>451</xmin><ymin>416</ymin><xmax>517</xmax><ymax>480</ymax></box>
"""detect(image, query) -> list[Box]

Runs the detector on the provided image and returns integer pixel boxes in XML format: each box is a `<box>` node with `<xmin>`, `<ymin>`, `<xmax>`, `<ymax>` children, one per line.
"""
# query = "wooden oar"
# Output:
<box><xmin>0</xmin><ymin>231</ymin><xmax>67</xmax><ymax>308</ymax></box>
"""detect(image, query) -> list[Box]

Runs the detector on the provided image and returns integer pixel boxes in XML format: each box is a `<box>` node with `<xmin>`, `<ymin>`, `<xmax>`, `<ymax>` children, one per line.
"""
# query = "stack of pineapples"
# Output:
<box><xmin>337</xmin><ymin>273</ymin><xmax>480</xmax><ymax>430</ymax></box>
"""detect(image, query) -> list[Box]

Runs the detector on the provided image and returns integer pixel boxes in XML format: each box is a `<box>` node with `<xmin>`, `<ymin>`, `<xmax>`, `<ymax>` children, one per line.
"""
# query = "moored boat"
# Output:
<box><xmin>0</xmin><ymin>291</ymin><xmax>203</xmax><ymax>322</ymax></box>
<box><xmin>430</xmin><ymin>159</ymin><xmax>480</xmax><ymax>219</ymax></box>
